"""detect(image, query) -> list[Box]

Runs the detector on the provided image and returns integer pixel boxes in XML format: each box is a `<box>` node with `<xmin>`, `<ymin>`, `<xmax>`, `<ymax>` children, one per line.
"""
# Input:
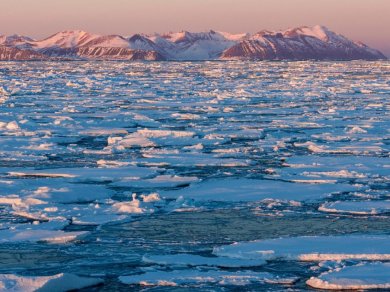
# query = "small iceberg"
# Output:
<box><xmin>119</xmin><ymin>269</ymin><xmax>296</xmax><ymax>286</ymax></box>
<box><xmin>0</xmin><ymin>273</ymin><xmax>102</xmax><ymax>291</ymax></box>
<box><xmin>307</xmin><ymin>262</ymin><xmax>390</xmax><ymax>290</ymax></box>
<box><xmin>213</xmin><ymin>235</ymin><xmax>390</xmax><ymax>261</ymax></box>
<box><xmin>143</xmin><ymin>253</ymin><xmax>266</xmax><ymax>267</ymax></box>
<box><xmin>319</xmin><ymin>200</ymin><xmax>390</xmax><ymax>215</ymax></box>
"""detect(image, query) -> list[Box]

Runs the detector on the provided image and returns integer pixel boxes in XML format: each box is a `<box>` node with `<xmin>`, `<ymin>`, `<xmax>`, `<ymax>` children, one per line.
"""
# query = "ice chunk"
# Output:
<box><xmin>80</xmin><ymin>128</ymin><xmax>128</xmax><ymax>136</ymax></box>
<box><xmin>160</xmin><ymin>178</ymin><xmax>356</xmax><ymax>202</ymax></box>
<box><xmin>12</xmin><ymin>201</ymin><xmax>127</xmax><ymax>227</ymax></box>
<box><xmin>279</xmin><ymin>155</ymin><xmax>390</xmax><ymax>182</ymax></box>
<box><xmin>71</xmin><ymin>212</ymin><xmax>126</xmax><ymax>226</ymax></box>
<box><xmin>0</xmin><ymin>229</ymin><xmax>88</xmax><ymax>243</ymax></box>
<box><xmin>0</xmin><ymin>121</ymin><xmax>20</xmax><ymax>131</ymax></box>
<box><xmin>119</xmin><ymin>269</ymin><xmax>288</xmax><ymax>286</ymax></box>
<box><xmin>137</xmin><ymin>129</ymin><xmax>195</xmax><ymax>138</ymax></box>
<box><xmin>112</xmin><ymin>194</ymin><xmax>153</xmax><ymax>214</ymax></box>
<box><xmin>345</xmin><ymin>126</ymin><xmax>368</xmax><ymax>134</ymax></box>
<box><xmin>302</xmin><ymin>170</ymin><xmax>366</xmax><ymax>179</ymax></box>
<box><xmin>25</xmin><ymin>184</ymin><xmax>114</xmax><ymax>204</ymax></box>
<box><xmin>294</xmin><ymin>141</ymin><xmax>383</xmax><ymax>155</ymax></box>
<box><xmin>0</xmin><ymin>273</ymin><xmax>102</xmax><ymax>292</ymax></box>
<box><xmin>0</xmin><ymin>196</ymin><xmax>45</xmax><ymax>208</ymax></box>
<box><xmin>7</xmin><ymin>171</ymin><xmax>76</xmax><ymax>178</ymax></box>
<box><xmin>171</xmin><ymin>113</ymin><xmax>201</xmax><ymax>120</ymax></box>
<box><xmin>319</xmin><ymin>200</ymin><xmax>390</xmax><ymax>215</ymax></box>
<box><xmin>307</xmin><ymin>262</ymin><xmax>390</xmax><ymax>290</ymax></box>
<box><xmin>3</xmin><ymin>166</ymin><xmax>156</xmax><ymax>182</ymax></box>
<box><xmin>141</xmin><ymin>193</ymin><xmax>161</xmax><ymax>202</ymax></box>
<box><xmin>111</xmin><ymin>175</ymin><xmax>199</xmax><ymax>188</ymax></box>
<box><xmin>213</xmin><ymin>235</ymin><xmax>390</xmax><ymax>261</ymax></box>
<box><xmin>109</xmin><ymin>133</ymin><xmax>155</xmax><ymax>148</ymax></box>
<box><xmin>143</xmin><ymin>254</ymin><xmax>266</xmax><ymax>267</ymax></box>
<box><xmin>136</xmin><ymin>152</ymin><xmax>248</xmax><ymax>167</ymax></box>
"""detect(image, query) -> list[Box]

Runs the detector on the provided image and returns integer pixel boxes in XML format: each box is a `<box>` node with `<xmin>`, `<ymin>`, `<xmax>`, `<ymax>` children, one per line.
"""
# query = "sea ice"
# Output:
<box><xmin>213</xmin><ymin>235</ymin><xmax>390</xmax><ymax>261</ymax></box>
<box><xmin>135</xmin><ymin>152</ymin><xmax>248</xmax><ymax>167</ymax></box>
<box><xmin>111</xmin><ymin>175</ymin><xmax>199</xmax><ymax>188</ymax></box>
<box><xmin>0</xmin><ymin>273</ymin><xmax>102</xmax><ymax>292</ymax></box>
<box><xmin>119</xmin><ymin>269</ymin><xmax>294</xmax><ymax>286</ymax></box>
<box><xmin>160</xmin><ymin>178</ymin><xmax>356</xmax><ymax>202</ymax></box>
<box><xmin>319</xmin><ymin>200</ymin><xmax>390</xmax><ymax>215</ymax></box>
<box><xmin>108</xmin><ymin>133</ymin><xmax>155</xmax><ymax>148</ymax></box>
<box><xmin>307</xmin><ymin>262</ymin><xmax>390</xmax><ymax>290</ymax></box>
<box><xmin>112</xmin><ymin>194</ymin><xmax>151</xmax><ymax>214</ymax></box>
<box><xmin>0</xmin><ymin>59</ymin><xmax>389</xmax><ymax>290</ymax></box>
<box><xmin>2</xmin><ymin>166</ymin><xmax>156</xmax><ymax>182</ymax></box>
<box><xmin>282</xmin><ymin>156</ymin><xmax>390</xmax><ymax>178</ymax></box>
<box><xmin>142</xmin><ymin>254</ymin><xmax>266</xmax><ymax>267</ymax></box>
<box><xmin>0</xmin><ymin>181</ymin><xmax>114</xmax><ymax>204</ymax></box>
<box><xmin>0</xmin><ymin>229</ymin><xmax>87</xmax><ymax>243</ymax></box>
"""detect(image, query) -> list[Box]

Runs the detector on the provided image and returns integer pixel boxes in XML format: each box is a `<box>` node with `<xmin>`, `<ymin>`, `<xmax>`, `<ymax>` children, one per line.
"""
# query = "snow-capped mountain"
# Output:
<box><xmin>0</xmin><ymin>34</ymin><xmax>35</xmax><ymax>48</ymax></box>
<box><xmin>0</xmin><ymin>26</ymin><xmax>386</xmax><ymax>61</ymax></box>
<box><xmin>33</xmin><ymin>30</ymin><xmax>99</xmax><ymax>49</ymax></box>
<box><xmin>82</xmin><ymin>35</ymin><xmax>130</xmax><ymax>48</ymax></box>
<box><xmin>151</xmin><ymin>30</ymin><xmax>247</xmax><ymax>60</ymax></box>
<box><xmin>127</xmin><ymin>34</ymin><xmax>161</xmax><ymax>51</ymax></box>
<box><xmin>0</xmin><ymin>46</ymin><xmax>47</xmax><ymax>60</ymax></box>
<box><xmin>221</xmin><ymin>25</ymin><xmax>385</xmax><ymax>60</ymax></box>
<box><xmin>76</xmin><ymin>47</ymin><xmax>165</xmax><ymax>61</ymax></box>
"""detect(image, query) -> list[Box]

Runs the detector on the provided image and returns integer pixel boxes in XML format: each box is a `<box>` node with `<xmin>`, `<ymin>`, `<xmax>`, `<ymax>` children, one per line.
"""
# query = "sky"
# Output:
<box><xmin>1</xmin><ymin>0</ymin><xmax>389</xmax><ymax>56</ymax></box>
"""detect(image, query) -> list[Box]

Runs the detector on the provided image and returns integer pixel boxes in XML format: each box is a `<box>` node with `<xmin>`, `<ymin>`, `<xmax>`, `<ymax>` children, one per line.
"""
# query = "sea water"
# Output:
<box><xmin>0</xmin><ymin>61</ymin><xmax>389</xmax><ymax>290</ymax></box>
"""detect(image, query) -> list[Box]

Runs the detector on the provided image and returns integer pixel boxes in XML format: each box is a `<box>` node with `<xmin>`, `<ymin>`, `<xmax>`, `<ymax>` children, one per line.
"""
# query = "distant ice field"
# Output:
<box><xmin>0</xmin><ymin>61</ymin><xmax>389</xmax><ymax>291</ymax></box>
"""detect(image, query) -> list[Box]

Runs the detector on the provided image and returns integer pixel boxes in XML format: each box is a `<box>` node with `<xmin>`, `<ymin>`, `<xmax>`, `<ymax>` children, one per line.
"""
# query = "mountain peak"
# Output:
<box><xmin>56</xmin><ymin>29</ymin><xmax>89</xmax><ymax>35</ymax></box>
<box><xmin>128</xmin><ymin>34</ymin><xmax>148</xmax><ymax>42</ymax></box>
<box><xmin>0</xmin><ymin>25</ymin><xmax>385</xmax><ymax>61</ymax></box>
<box><xmin>283</xmin><ymin>25</ymin><xmax>331</xmax><ymax>41</ymax></box>
<box><xmin>0</xmin><ymin>34</ymin><xmax>34</xmax><ymax>48</ymax></box>
<box><xmin>37</xmin><ymin>30</ymin><xmax>99</xmax><ymax>48</ymax></box>
<box><xmin>222</xmin><ymin>25</ymin><xmax>386</xmax><ymax>60</ymax></box>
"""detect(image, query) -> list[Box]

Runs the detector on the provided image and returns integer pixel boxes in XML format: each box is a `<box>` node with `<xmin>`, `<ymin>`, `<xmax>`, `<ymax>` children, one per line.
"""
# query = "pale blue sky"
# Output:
<box><xmin>1</xmin><ymin>0</ymin><xmax>389</xmax><ymax>55</ymax></box>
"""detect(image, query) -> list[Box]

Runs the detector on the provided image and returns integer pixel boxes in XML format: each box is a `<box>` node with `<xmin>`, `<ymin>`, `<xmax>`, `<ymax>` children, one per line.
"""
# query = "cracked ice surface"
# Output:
<box><xmin>0</xmin><ymin>61</ymin><xmax>389</xmax><ymax>290</ymax></box>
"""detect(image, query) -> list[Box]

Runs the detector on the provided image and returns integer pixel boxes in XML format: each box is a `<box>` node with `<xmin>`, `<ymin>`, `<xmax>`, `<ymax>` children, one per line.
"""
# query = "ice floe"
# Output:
<box><xmin>0</xmin><ymin>273</ymin><xmax>102</xmax><ymax>291</ymax></box>
<box><xmin>160</xmin><ymin>178</ymin><xmax>356</xmax><ymax>202</ymax></box>
<box><xmin>0</xmin><ymin>229</ymin><xmax>87</xmax><ymax>243</ymax></box>
<box><xmin>307</xmin><ymin>262</ymin><xmax>390</xmax><ymax>290</ymax></box>
<box><xmin>1</xmin><ymin>166</ymin><xmax>156</xmax><ymax>182</ymax></box>
<box><xmin>119</xmin><ymin>269</ymin><xmax>296</xmax><ymax>286</ymax></box>
<box><xmin>278</xmin><ymin>155</ymin><xmax>390</xmax><ymax>183</ymax></box>
<box><xmin>136</xmin><ymin>151</ymin><xmax>248</xmax><ymax>167</ymax></box>
<box><xmin>111</xmin><ymin>175</ymin><xmax>199</xmax><ymax>188</ymax></box>
<box><xmin>108</xmin><ymin>133</ymin><xmax>155</xmax><ymax>148</ymax></box>
<box><xmin>1</xmin><ymin>60</ymin><xmax>389</xmax><ymax>290</ymax></box>
<box><xmin>319</xmin><ymin>200</ymin><xmax>390</xmax><ymax>215</ymax></box>
<box><xmin>0</xmin><ymin>181</ymin><xmax>114</xmax><ymax>204</ymax></box>
<box><xmin>213</xmin><ymin>235</ymin><xmax>390</xmax><ymax>261</ymax></box>
<box><xmin>112</xmin><ymin>194</ymin><xmax>152</xmax><ymax>214</ymax></box>
<box><xmin>142</xmin><ymin>254</ymin><xmax>266</xmax><ymax>267</ymax></box>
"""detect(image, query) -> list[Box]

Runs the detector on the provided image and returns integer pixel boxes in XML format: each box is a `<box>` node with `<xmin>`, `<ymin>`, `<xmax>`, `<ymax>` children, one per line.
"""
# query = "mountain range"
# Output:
<box><xmin>0</xmin><ymin>25</ymin><xmax>386</xmax><ymax>61</ymax></box>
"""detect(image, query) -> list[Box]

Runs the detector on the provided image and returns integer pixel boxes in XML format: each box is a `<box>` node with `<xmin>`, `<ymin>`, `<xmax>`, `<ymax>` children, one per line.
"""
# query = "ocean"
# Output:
<box><xmin>0</xmin><ymin>60</ymin><xmax>389</xmax><ymax>290</ymax></box>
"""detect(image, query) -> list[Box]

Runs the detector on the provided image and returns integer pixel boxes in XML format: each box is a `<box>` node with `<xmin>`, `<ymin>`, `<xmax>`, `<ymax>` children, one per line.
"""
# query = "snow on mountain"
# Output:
<box><xmin>127</xmin><ymin>34</ymin><xmax>162</xmax><ymax>52</ymax></box>
<box><xmin>0</xmin><ymin>34</ymin><xmax>35</xmax><ymax>48</ymax></box>
<box><xmin>0</xmin><ymin>46</ymin><xmax>47</xmax><ymax>60</ymax></box>
<box><xmin>218</xmin><ymin>31</ymin><xmax>250</xmax><ymax>42</ymax></box>
<box><xmin>33</xmin><ymin>30</ymin><xmax>99</xmax><ymax>49</ymax></box>
<box><xmin>0</xmin><ymin>26</ymin><xmax>386</xmax><ymax>61</ymax></box>
<box><xmin>154</xmin><ymin>30</ymin><xmax>245</xmax><ymax>60</ymax></box>
<box><xmin>283</xmin><ymin>25</ymin><xmax>330</xmax><ymax>41</ymax></box>
<box><xmin>81</xmin><ymin>35</ymin><xmax>130</xmax><ymax>48</ymax></box>
<box><xmin>76</xmin><ymin>47</ymin><xmax>165</xmax><ymax>60</ymax></box>
<box><xmin>222</xmin><ymin>25</ymin><xmax>386</xmax><ymax>60</ymax></box>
